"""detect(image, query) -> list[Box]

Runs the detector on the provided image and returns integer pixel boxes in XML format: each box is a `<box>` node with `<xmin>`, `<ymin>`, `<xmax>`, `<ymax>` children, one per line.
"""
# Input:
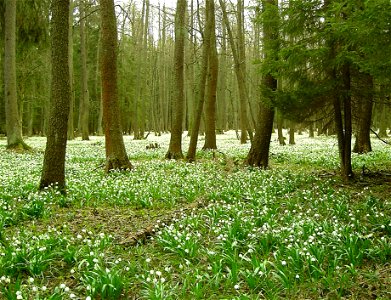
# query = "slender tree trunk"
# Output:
<box><xmin>187</xmin><ymin>0</ymin><xmax>213</xmax><ymax>162</ymax></box>
<box><xmin>67</xmin><ymin>0</ymin><xmax>75</xmax><ymax>140</ymax></box>
<box><xmin>378</xmin><ymin>85</ymin><xmax>389</xmax><ymax>137</ymax></box>
<box><xmin>217</xmin><ymin>21</ymin><xmax>228</xmax><ymax>133</ymax></box>
<box><xmin>166</xmin><ymin>0</ymin><xmax>187</xmax><ymax>159</ymax></box>
<box><xmin>101</xmin><ymin>0</ymin><xmax>132</xmax><ymax>172</ymax></box>
<box><xmin>4</xmin><ymin>0</ymin><xmax>30</xmax><ymax>150</ymax></box>
<box><xmin>39</xmin><ymin>0</ymin><xmax>70</xmax><ymax>192</ymax></box>
<box><xmin>203</xmin><ymin>0</ymin><xmax>218</xmax><ymax>150</ymax></box>
<box><xmin>80</xmin><ymin>0</ymin><xmax>90</xmax><ymax>140</ymax></box>
<box><xmin>245</xmin><ymin>0</ymin><xmax>278</xmax><ymax>168</ymax></box>
<box><xmin>277</xmin><ymin>110</ymin><xmax>286</xmax><ymax>145</ymax></box>
<box><xmin>289</xmin><ymin>121</ymin><xmax>295</xmax><ymax>145</ymax></box>
<box><xmin>219</xmin><ymin>0</ymin><xmax>249</xmax><ymax>144</ymax></box>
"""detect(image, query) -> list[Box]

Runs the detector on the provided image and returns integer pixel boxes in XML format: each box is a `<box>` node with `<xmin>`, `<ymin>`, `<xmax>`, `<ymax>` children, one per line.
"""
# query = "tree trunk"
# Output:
<box><xmin>186</xmin><ymin>0</ymin><xmax>213</xmax><ymax>162</ymax></box>
<box><xmin>67</xmin><ymin>0</ymin><xmax>75</xmax><ymax>140</ymax></box>
<box><xmin>333</xmin><ymin>61</ymin><xmax>354</xmax><ymax>180</ymax></box>
<box><xmin>378</xmin><ymin>85</ymin><xmax>389</xmax><ymax>137</ymax></box>
<box><xmin>203</xmin><ymin>0</ymin><xmax>218</xmax><ymax>150</ymax></box>
<box><xmin>277</xmin><ymin>110</ymin><xmax>286</xmax><ymax>145</ymax></box>
<box><xmin>4</xmin><ymin>0</ymin><xmax>30</xmax><ymax>150</ymax></box>
<box><xmin>100</xmin><ymin>0</ymin><xmax>132</xmax><ymax>172</ymax></box>
<box><xmin>39</xmin><ymin>0</ymin><xmax>70</xmax><ymax>192</ymax></box>
<box><xmin>219</xmin><ymin>0</ymin><xmax>249</xmax><ymax>144</ymax></box>
<box><xmin>353</xmin><ymin>71</ymin><xmax>373</xmax><ymax>153</ymax></box>
<box><xmin>166</xmin><ymin>0</ymin><xmax>186</xmax><ymax>159</ymax></box>
<box><xmin>289</xmin><ymin>121</ymin><xmax>295</xmax><ymax>145</ymax></box>
<box><xmin>245</xmin><ymin>0</ymin><xmax>278</xmax><ymax>168</ymax></box>
<box><xmin>79</xmin><ymin>0</ymin><xmax>90</xmax><ymax>140</ymax></box>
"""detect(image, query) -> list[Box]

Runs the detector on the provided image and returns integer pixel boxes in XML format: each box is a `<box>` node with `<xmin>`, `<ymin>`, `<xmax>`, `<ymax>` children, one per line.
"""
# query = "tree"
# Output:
<box><xmin>3</xmin><ymin>0</ymin><xmax>30</xmax><ymax>150</ymax></box>
<box><xmin>166</xmin><ymin>0</ymin><xmax>186</xmax><ymax>159</ymax></box>
<box><xmin>186</xmin><ymin>0</ymin><xmax>213</xmax><ymax>162</ymax></box>
<box><xmin>67</xmin><ymin>0</ymin><xmax>75</xmax><ymax>140</ymax></box>
<box><xmin>219</xmin><ymin>0</ymin><xmax>250</xmax><ymax>144</ymax></box>
<box><xmin>203</xmin><ymin>0</ymin><xmax>218</xmax><ymax>150</ymax></box>
<box><xmin>39</xmin><ymin>0</ymin><xmax>70</xmax><ymax>191</ymax></box>
<box><xmin>245</xmin><ymin>0</ymin><xmax>278</xmax><ymax>168</ymax></box>
<box><xmin>79</xmin><ymin>0</ymin><xmax>90</xmax><ymax>140</ymax></box>
<box><xmin>100</xmin><ymin>0</ymin><xmax>132</xmax><ymax>172</ymax></box>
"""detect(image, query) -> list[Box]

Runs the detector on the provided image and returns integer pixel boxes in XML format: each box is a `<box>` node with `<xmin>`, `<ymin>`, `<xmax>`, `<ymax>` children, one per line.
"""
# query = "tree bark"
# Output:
<box><xmin>203</xmin><ymin>0</ymin><xmax>218</xmax><ymax>150</ymax></box>
<box><xmin>67</xmin><ymin>0</ymin><xmax>75</xmax><ymax>140</ymax></box>
<box><xmin>245</xmin><ymin>0</ymin><xmax>278</xmax><ymax>168</ymax></box>
<box><xmin>100</xmin><ymin>0</ymin><xmax>132</xmax><ymax>172</ymax></box>
<box><xmin>39</xmin><ymin>0</ymin><xmax>70</xmax><ymax>192</ymax></box>
<box><xmin>186</xmin><ymin>0</ymin><xmax>213</xmax><ymax>162</ymax></box>
<box><xmin>219</xmin><ymin>0</ymin><xmax>249</xmax><ymax>144</ymax></box>
<box><xmin>79</xmin><ymin>0</ymin><xmax>90</xmax><ymax>140</ymax></box>
<box><xmin>166</xmin><ymin>0</ymin><xmax>187</xmax><ymax>159</ymax></box>
<box><xmin>353</xmin><ymin>71</ymin><xmax>373</xmax><ymax>153</ymax></box>
<box><xmin>4</xmin><ymin>0</ymin><xmax>30</xmax><ymax>150</ymax></box>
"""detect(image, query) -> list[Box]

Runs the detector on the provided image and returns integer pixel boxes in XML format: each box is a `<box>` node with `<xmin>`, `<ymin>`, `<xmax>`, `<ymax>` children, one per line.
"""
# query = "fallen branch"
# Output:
<box><xmin>371</xmin><ymin>128</ymin><xmax>391</xmax><ymax>146</ymax></box>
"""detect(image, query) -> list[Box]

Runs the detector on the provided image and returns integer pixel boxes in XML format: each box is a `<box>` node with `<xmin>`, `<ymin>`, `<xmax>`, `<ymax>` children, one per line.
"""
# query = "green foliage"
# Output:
<box><xmin>0</xmin><ymin>134</ymin><xmax>390</xmax><ymax>298</ymax></box>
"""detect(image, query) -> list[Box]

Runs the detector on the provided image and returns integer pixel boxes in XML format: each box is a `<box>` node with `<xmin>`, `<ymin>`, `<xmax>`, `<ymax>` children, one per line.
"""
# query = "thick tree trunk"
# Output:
<box><xmin>100</xmin><ymin>0</ymin><xmax>132</xmax><ymax>172</ymax></box>
<box><xmin>353</xmin><ymin>72</ymin><xmax>373</xmax><ymax>153</ymax></box>
<box><xmin>4</xmin><ymin>0</ymin><xmax>30</xmax><ymax>150</ymax></box>
<box><xmin>39</xmin><ymin>0</ymin><xmax>70</xmax><ymax>192</ymax></box>
<box><xmin>166</xmin><ymin>0</ymin><xmax>186</xmax><ymax>159</ymax></box>
<box><xmin>203</xmin><ymin>0</ymin><xmax>218</xmax><ymax>150</ymax></box>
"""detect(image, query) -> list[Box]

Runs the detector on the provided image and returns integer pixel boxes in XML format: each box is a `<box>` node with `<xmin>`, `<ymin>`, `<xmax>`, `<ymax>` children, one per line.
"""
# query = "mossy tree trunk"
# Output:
<box><xmin>4</xmin><ymin>0</ymin><xmax>30</xmax><ymax>150</ymax></box>
<box><xmin>100</xmin><ymin>0</ymin><xmax>132</xmax><ymax>173</ymax></box>
<box><xmin>39</xmin><ymin>0</ymin><xmax>71</xmax><ymax>192</ymax></box>
<box><xmin>166</xmin><ymin>0</ymin><xmax>186</xmax><ymax>160</ymax></box>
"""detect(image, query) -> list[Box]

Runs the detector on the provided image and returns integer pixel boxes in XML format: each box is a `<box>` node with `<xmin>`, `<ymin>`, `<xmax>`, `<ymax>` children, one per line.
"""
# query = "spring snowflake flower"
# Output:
<box><xmin>86</xmin><ymin>297</ymin><xmax>92</xmax><ymax>300</ymax></box>
<box><xmin>146</xmin><ymin>258</ymin><xmax>151</xmax><ymax>263</ymax></box>
<box><xmin>281</xmin><ymin>260</ymin><xmax>287</xmax><ymax>266</ymax></box>
<box><xmin>234</xmin><ymin>284</ymin><xmax>240</xmax><ymax>290</ymax></box>
<box><xmin>28</xmin><ymin>277</ymin><xmax>34</xmax><ymax>283</ymax></box>
<box><xmin>42</xmin><ymin>286</ymin><xmax>47</xmax><ymax>291</ymax></box>
<box><xmin>60</xmin><ymin>283</ymin><xmax>66</xmax><ymax>289</ymax></box>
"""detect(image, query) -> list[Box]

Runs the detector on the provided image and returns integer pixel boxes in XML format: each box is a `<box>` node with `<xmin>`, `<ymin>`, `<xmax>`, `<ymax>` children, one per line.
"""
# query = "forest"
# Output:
<box><xmin>0</xmin><ymin>0</ymin><xmax>391</xmax><ymax>299</ymax></box>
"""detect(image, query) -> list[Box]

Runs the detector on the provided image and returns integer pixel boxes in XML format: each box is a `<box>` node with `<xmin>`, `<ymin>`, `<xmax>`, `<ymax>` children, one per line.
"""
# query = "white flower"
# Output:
<box><xmin>64</xmin><ymin>286</ymin><xmax>70</xmax><ymax>292</ymax></box>
<box><xmin>60</xmin><ymin>283</ymin><xmax>66</xmax><ymax>289</ymax></box>
<box><xmin>295</xmin><ymin>274</ymin><xmax>300</xmax><ymax>279</ymax></box>
<box><xmin>28</xmin><ymin>277</ymin><xmax>34</xmax><ymax>283</ymax></box>
<box><xmin>42</xmin><ymin>286</ymin><xmax>47</xmax><ymax>291</ymax></box>
<box><xmin>234</xmin><ymin>284</ymin><xmax>240</xmax><ymax>290</ymax></box>
<box><xmin>281</xmin><ymin>260</ymin><xmax>287</xmax><ymax>266</ymax></box>
<box><xmin>146</xmin><ymin>258</ymin><xmax>151</xmax><ymax>263</ymax></box>
<box><xmin>86</xmin><ymin>297</ymin><xmax>92</xmax><ymax>300</ymax></box>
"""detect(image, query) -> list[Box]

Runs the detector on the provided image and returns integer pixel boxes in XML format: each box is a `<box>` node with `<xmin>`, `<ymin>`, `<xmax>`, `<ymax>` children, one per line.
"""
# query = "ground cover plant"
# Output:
<box><xmin>0</xmin><ymin>131</ymin><xmax>390</xmax><ymax>299</ymax></box>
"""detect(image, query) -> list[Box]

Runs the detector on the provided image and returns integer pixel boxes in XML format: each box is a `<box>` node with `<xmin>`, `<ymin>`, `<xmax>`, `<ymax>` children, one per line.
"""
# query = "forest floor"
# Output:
<box><xmin>0</xmin><ymin>131</ymin><xmax>390</xmax><ymax>300</ymax></box>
